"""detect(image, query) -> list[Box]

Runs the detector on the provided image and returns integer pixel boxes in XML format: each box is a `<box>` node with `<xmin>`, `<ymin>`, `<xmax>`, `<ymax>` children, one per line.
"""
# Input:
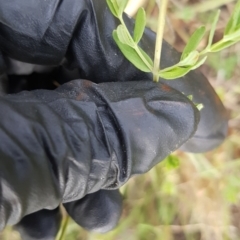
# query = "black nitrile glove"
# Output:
<box><xmin>14</xmin><ymin>190</ymin><xmax>122</xmax><ymax>239</ymax></box>
<box><xmin>0</xmin><ymin>0</ymin><xmax>228</xmax><ymax>153</ymax></box>
<box><xmin>14</xmin><ymin>208</ymin><xmax>62</xmax><ymax>240</ymax></box>
<box><xmin>0</xmin><ymin>79</ymin><xmax>199</xmax><ymax>230</ymax></box>
<box><xmin>0</xmin><ymin>0</ymin><xmax>228</xmax><ymax>239</ymax></box>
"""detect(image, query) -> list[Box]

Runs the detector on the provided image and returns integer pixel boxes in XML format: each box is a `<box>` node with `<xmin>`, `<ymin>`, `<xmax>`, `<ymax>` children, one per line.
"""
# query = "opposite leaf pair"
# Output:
<box><xmin>107</xmin><ymin>0</ymin><xmax>153</xmax><ymax>73</ymax></box>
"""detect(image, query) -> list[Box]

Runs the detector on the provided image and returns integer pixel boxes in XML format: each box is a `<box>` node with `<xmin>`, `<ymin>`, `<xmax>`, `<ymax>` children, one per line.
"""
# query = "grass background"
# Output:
<box><xmin>1</xmin><ymin>0</ymin><xmax>240</xmax><ymax>239</ymax></box>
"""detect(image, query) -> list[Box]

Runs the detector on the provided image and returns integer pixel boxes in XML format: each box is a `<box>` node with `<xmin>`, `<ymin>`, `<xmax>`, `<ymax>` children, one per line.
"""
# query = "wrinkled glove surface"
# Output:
<box><xmin>0</xmin><ymin>0</ymin><xmax>228</xmax><ymax>153</ymax></box>
<box><xmin>0</xmin><ymin>0</ymin><xmax>228</xmax><ymax>238</ymax></box>
<box><xmin>0</xmin><ymin>79</ymin><xmax>199</xmax><ymax>230</ymax></box>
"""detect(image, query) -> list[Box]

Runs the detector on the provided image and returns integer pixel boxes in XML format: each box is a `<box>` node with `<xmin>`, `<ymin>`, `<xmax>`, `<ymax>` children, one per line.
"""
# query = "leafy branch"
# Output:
<box><xmin>106</xmin><ymin>0</ymin><xmax>240</xmax><ymax>82</ymax></box>
<box><xmin>107</xmin><ymin>0</ymin><xmax>153</xmax><ymax>72</ymax></box>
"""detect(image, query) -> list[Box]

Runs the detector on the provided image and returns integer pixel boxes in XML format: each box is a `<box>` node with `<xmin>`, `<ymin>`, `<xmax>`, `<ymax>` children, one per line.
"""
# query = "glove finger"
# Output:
<box><xmin>0</xmin><ymin>74</ymin><xmax>7</xmax><ymax>96</ymax></box>
<box><xmin>64</xmin><ymin>189</ymin><xmax>122</xmax><ymax>233</ymax></box>
<box><xmin>14</xmin><ymin>207</ymin><xmax>62</xmax><ymax>240</ymax></box>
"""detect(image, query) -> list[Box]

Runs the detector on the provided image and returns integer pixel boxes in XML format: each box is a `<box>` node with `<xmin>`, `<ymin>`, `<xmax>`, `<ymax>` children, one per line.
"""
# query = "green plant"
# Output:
<box><xmin>106</xmin><ymin>0</ymin><xmax>240</xmax><ymax>82</ymax></box>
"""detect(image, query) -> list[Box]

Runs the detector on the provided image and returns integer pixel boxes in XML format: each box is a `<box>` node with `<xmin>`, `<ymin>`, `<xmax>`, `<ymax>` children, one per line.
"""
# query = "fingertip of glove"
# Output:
<box><xmin>64</xmin><ymin>190</ymin><xmax>122</xmax><ymax>233</ymax></box>
<box><xmin>180</xmin><ymin>104</ymin><xmax>228</xmax><ymax>153</ymax></box>
<box><xmin>14</xmin><ymin>208</ymin><xmax>62</xmax><ymax>240</ymax></box>
<box><xmin>180</xmin><ymin>120</ymin><xmax>228</xmax><ymax>153</ymax></box>
<box><xmin>149</xmin><ymin>82</ymin><xmax>201</xmax><ymax>141</ymax></box>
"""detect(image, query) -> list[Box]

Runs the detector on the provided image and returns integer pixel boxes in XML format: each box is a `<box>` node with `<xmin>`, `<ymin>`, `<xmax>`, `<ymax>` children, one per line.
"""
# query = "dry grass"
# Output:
<box><xmin>1</xmin><ymin>0</ymin><xmax>240</xmax><ymax>240</ymax></box>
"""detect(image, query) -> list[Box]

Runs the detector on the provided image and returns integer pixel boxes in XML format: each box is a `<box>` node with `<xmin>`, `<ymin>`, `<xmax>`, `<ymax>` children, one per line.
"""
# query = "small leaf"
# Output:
<box><xmin>116</xmin><ymin>25</ymin><xmax>135</xmax><ymax>47</ymax></box>
<box><xmin>133</xmin><ymin>8</ymin><xmax>146</xmax><ymax>43</ymax></box>
<box><xmin>113</xmin><ymin>31</ymin><xmax>152</xmax><ymax>72</ymax></box>
<box><xmin>187</xmin><ymin>95</ymin><xmax>193</xmax><ymax>101</ymax></box>
<box><xmin>106</xmin><ymin>0</ymin><xmax>118</xmax><ymax>18</ymax></box>
<box><xmin>116</xmin><ymin>0</ymin><xmax>129</xmax><ymax>16</ymax></box>
<box><xmin>139</xmin><ymin>48</ymin><xmax>154</xmax><ymax>68</ymax></box>
<box><xmin>187</xmin><ymin>95</ymin><xmax>204</xmax><ymax>111</ymax></box>
<box><xmin>224</xmin><ymin>0</ymin><xmax>240</xmax><ymax>35</ymax></box>
<box><xmin>181</xmin><ymin>26</ymin><xmax>206</xmax><ymax>60</ymax></box>
<box><xmin>210</xmin><ymin>38</ymin><xmax>240</xmax><ymax>52</ymax></box>
<box><xmin>196</xmin><ymin>103</ymin><xmax>204</xmax><ymax>111</ymax></box>
<box><xmin>207</xmin><ymin>10</ymin><xmax>220</xmax><ymax>50</ymax></box>
<box><xmin>159</xmin><ymin>55</ymin><xmax>207</xmax><ymax>79</ymax></box>
<box><xmin>224</xmin><ymin>28</ymin><xmax>240</xmax><ymax>41</ymax></box>
<box><xmin>159</xmin><ymin>66</ymin><xmax>192</xmax><ymax>79</ymax></box>
<box><xmin>178</xmin><ymin>50</ymin><xmax>199</xmax><ymax>67</ymax></box>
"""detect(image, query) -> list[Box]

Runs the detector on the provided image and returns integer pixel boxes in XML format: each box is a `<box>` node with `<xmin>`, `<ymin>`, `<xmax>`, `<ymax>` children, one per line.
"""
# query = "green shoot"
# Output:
<box><xmin>106</xmin><ymin>0</ymin><xmax>240</xmax><ymax>82</ymax></box>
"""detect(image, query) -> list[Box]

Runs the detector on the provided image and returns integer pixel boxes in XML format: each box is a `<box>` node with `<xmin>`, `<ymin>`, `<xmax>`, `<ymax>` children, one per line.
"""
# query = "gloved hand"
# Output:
<box><xmin>0</xmin><ymin>79</ymin><xmax>199</xmax><ymax>230</ymax></box>
<box><xmin>0</xmin><ymin>0</ymin><xmax>228</xmax><ymax>239</ymax></box>
<box><xmin>0</xmin><ymin>0</ymin><xmax>228</xmax><ymax>153</ymax></box>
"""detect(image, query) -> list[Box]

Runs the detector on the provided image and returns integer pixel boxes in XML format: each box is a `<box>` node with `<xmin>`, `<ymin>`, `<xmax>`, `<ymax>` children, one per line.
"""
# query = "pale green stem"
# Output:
<box><xmin>119</xmin><ymin>17</ymin><xmax>153</xmax><ymax>71</ymax></box>
<box><xmin>57</xmin><ymin>216</ymin><xmax>69</xmax><ymax>240</ymax></box>
<box><xmin>153</xmin><ymin>0</ymin><xmax>169</xmax><ymax>82</ymax></box>
<box><xmin>199</xmin><ymin>48</ymin><xmax>210</xmax><ymax>56</ymax></box>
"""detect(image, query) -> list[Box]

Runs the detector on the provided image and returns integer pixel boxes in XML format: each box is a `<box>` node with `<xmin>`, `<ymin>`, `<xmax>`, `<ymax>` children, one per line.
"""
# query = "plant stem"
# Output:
<box><xmin>153</xmin><ymin>0</ymin><xmax>169</xmax><ymax>82</ymax></box>
<box><xmin>57</xmin><ymin>216</ymin><xmax>69</xmax><ymax>240</ymax></box>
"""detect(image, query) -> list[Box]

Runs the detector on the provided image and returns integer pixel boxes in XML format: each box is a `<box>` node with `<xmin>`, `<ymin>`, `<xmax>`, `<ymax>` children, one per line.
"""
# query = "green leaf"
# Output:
<box><xmin>106</xmin><ymin>0</ymin><xmax>118</xmax><ymax>18</ymax></box>
<box><xmin>139</xmin><ymin>47</ymin><xmax>154</xmax><ymax>68</ymax></box>
<box><xmin>159</xmin><ymin>66</ymin><xmax>193</xmax><ymax>79</ymax></box>
<box><xmin>116</xmin><ymin>25</ymin><xmax>135</xmax><ymax>47</ymax></box>
<box><xmin>196</xmin><ymin>103</ymin><xmax>204</xmax><ymax>111</ymax></box>
<box><xmin>116</xmin><ymin>0</ymin><xmax>129</xmax><ymax>16</ymax></box>
<box><xmin>210</xmin><ymin>38</ymin><xmax>240</xmax><ymax>52</ymax></box>
<box><xmin>133</xmin><ymin>7</ymin><xmax>146</xmax><ymax>43</ymax></box>
<box><xmin>178</xmin><ymin>50</ymin><xmax>199</xmax><ymax>67</ymax></box>
<box><xmin>187</xmin><ymin>95</ymin><xmax>193</xmax><ymax>101</ymax></box>
<box><xmin>187</xmin><ymin>95</ymin><xmax>204</xmax><ymax>111</ymax></box>
<box><xmin>159</xmin><ymin>55</ymin><xmax>207</xmax><ymax>79</ymax></box>
<box><xmin>113</xmin><ymin>31</ymin><xmax>152</xmax><ymax>72</ymax></box>
<box><xmin>224</xmin><ymin>28</ymin><xmax>240</xmax><ymax>41</ymax></box>
<box><xmin>181</xmin><ymin>26</ymin><xmax>206</xmax><ymax>60</ymax></box>
<box><xmin>224</xmin><ymin>0</ymin><xmax>240</xmax><ymax>35</ymax></box>
<box><xmin>207</xmin><ymin>10</ymin><xmax>220</xmax><ymax>50</ymax></box>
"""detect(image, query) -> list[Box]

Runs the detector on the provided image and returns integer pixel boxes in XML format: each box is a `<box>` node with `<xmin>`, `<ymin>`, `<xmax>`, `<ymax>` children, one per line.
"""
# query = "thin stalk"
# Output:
<box><xmin>153</xmin><ymin>0</ymin><xmax>169</xmax><ymax>82</ymax></box>
<box><xmin>57</xmin><ymin>215</ymin><xmax>69</xmax><ymax>240</ymax></box>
